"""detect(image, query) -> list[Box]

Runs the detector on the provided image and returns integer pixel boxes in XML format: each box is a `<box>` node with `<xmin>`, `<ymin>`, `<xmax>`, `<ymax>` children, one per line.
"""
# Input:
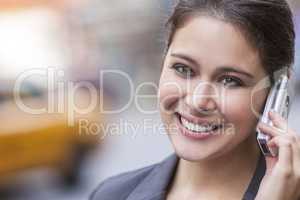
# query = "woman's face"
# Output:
<box><xmin>159</xmin><ymin>16</ymin><xmax>269</xmax><ymax>161</ymax></box>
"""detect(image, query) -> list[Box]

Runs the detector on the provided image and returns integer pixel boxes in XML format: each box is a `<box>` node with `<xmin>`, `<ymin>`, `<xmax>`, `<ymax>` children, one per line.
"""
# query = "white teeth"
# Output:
<box><xmin>181</xmin><ymin>116</ymin><xmax>219</xmax><ymax>133</ymax></box>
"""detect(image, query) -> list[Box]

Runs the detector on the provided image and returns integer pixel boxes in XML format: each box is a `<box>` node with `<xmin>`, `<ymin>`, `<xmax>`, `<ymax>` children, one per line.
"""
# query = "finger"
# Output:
<box><xmin>268</xmin><ymin>110</ymin><xmax>288</xmax><ymax>132</ymax></box>
<box><xmin>267</xmin><ymin>136</ymin><xmax>293</xmax><ymax>174</ymax></box>
<box><xmin>257</xmin><ymin>122</ymin><xmax>286</xmax><ymax>137</ymax></box>
<box><xmin>289</xmin><ymin>134</ymin><xmax>300</xmax><ymax>178</ymax></box>
<box><xmin>292</xmin><ymin>142</ymin><xmax>300</xmax><ymax>178</ymax></box>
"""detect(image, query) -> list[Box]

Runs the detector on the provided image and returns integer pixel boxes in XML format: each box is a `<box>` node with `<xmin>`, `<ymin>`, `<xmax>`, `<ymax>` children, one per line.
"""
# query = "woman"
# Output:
<box><xmin>90</xmin><ymin>0</ymin><xmax>300</xmax><ymax>199</ymax></box>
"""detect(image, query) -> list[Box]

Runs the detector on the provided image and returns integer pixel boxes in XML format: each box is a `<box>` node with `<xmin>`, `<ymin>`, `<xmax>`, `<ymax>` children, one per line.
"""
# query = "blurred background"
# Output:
<box><xmin>0</xmin><ymin>1</ymin><xmax>299</xmax><ymax>200</ymax></box>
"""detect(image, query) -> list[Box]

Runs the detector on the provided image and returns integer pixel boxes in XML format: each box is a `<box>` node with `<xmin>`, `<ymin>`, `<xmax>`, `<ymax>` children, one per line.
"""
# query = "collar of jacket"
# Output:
<box><xmin>126</xmin><ymin>153</ymin><xmax>266</xmax><ymax>200</ymax></box>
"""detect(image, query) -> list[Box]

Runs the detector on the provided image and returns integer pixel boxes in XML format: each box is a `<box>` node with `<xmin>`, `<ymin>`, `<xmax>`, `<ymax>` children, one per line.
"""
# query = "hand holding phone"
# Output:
<box><xmin>256</xmin><ymin>74</ymin><xmax>290</xmax><ymax>157</ymax></box>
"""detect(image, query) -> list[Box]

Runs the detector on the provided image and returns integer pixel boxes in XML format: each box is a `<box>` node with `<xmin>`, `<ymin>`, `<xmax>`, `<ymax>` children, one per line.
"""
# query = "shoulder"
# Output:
<box><xmin>89</xmin><ymin>162</ymin><xmax>160</xmax><ymax>200</ymax></box>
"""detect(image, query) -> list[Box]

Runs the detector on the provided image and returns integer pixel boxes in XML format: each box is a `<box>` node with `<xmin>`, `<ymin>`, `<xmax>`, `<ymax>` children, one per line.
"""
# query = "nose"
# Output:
<box><xmin>184</xmin><ymin>81</ymin><xmax>218</xmax><ymax>115</ymax></box>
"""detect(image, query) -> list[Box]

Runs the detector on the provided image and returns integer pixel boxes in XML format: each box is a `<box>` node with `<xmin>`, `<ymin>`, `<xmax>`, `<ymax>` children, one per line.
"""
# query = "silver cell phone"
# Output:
<box><xmin>256</xmin><ymin>73</ymin><xmax>290</xmax><ymax>157</ymax></box>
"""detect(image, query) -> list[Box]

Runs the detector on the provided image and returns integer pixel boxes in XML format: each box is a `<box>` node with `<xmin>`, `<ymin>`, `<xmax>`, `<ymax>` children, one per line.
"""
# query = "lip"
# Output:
<box><xmin>175</xmin><ymin>113</ymin><xmax>221</xmax><ymax>140</ymax></box>
<box><xmin>177</xmin><ymin>112</ymin><xmax>221</xmax><ymax>126</ymax></box>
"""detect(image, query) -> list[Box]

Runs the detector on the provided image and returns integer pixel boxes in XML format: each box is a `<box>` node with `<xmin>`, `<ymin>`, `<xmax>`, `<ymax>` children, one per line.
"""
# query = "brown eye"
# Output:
<box><xmin>171</xmin><ymin>63</ymin><xmax>195</xmax><ymax>78</ymax></box>
<box><xmin>220</xmin><ymin>76</ymin><xmax>243</xmax><ymax>87</ymax></box>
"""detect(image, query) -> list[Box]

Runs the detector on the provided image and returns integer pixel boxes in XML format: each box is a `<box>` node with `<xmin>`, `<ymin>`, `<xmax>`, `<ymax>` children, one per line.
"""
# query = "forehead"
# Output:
<box><xmin>167</xmin><ymin>16</ymin><xmax>265</xmax><ymax>76</ymax></box>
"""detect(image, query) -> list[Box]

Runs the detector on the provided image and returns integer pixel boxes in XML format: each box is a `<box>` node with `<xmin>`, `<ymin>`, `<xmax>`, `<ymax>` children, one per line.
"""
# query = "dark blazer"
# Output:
<box><xmin>90</xmin><ymin>153</ymin><xmax>266</xmax><ymax>200</ymax></box>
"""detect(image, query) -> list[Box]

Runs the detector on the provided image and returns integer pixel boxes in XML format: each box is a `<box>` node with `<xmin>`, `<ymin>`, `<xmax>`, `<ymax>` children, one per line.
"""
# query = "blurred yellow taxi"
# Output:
<box><xmin>0</xmin><ymin>81</ymin><xmax>105</xmax><ymax>186</ymax></box>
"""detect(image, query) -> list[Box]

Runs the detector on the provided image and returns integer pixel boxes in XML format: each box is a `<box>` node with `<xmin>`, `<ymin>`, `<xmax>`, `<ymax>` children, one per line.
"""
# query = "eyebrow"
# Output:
<box><xmin>170</xmin><ymin>53</ymin><xmax>255</xmax><ymax>79</ymax></box>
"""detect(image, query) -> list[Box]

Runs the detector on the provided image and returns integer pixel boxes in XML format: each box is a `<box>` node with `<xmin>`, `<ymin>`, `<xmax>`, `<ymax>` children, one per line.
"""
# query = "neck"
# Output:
<box><xmin>168</xmin><ymin>136</ymin><xmax>261</xmax><ymax>198</ymax></box>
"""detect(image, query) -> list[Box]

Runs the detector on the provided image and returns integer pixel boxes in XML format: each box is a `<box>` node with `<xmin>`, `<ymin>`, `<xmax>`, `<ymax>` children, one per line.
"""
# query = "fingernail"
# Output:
<box><xmin>269</xmin><ymin>109</ymin><xmax>277</xmax><ymax>115</ymax></box>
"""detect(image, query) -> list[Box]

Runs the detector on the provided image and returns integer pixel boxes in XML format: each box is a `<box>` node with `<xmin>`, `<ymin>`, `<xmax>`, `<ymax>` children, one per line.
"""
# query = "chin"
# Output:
<box><xmin>175</xmin><ymin>150</ymin><xmax>213</xmax><ymax>162</ymax></box>
<box><xmin>170</xmin><ymin>138</ymin><xmax>224</xmax><ymax>162</ymax></box>
<box><xmin>168</xmin><ymin>130</ymin><xmax>243</xmax><ymax>163</ymax></box>
<box><xmin>174</xmin><ymin>144</ymin><xmax>238</xmax><ymax>163</ymax></box>
<box><xmin>177</xmin><ymin>151</ymin><xmax>224</xmax><ymax>164</ymax></box>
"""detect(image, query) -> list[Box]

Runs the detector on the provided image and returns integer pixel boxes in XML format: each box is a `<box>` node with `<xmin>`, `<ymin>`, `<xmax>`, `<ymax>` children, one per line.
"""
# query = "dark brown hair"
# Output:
<box><xmin>165</xmin><ymin>0</ymin><xmax>295</xmax><ymax>85</ymax></box>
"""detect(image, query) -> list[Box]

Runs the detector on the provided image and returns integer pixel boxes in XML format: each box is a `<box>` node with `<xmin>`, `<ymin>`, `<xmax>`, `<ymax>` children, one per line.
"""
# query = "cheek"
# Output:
<box><xmin>158</xmin><ymin>71</ymin><xmax>184</xmax><ymax>113</ymax></box>
<box><xmin>222</xmin><ymin>90</ymin><xmax>259</xmax><ymax>128</ymax></box>
<box><xmin>222</xmin><ymin>89</ymin><xmax>268</xmax><ymax>116</ymax></box>
<box><xmin>221</xmin><ymin>89</ymin><xmax>268</xmax><ymax>135</ymax></box>
<box><xmin>250</xmin><ymin>89</ymin><xmax>269</xmax><ymax>117</ymax></box>
<box><xmin>221</xmin><ymin>90</ymin><xmax>252</xmax><ymax>113</ymax></box>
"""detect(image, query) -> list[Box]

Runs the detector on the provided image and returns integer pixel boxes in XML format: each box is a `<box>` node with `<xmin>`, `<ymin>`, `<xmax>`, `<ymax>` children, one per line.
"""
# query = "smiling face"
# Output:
<box><xmin>159</xmin><ymin>16</ymin><xmax>270</xmax><ymax>161</ymax></box>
